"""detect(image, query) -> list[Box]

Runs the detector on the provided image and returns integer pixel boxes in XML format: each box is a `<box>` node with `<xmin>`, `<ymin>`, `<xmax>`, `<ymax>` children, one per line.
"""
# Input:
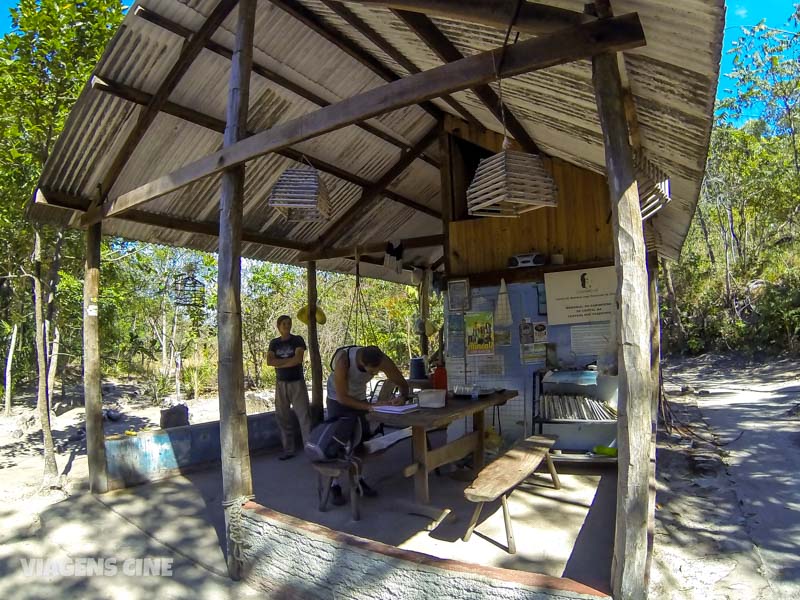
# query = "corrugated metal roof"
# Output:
<box><xmin>31</xmin><ymin>0</ymin><xmax>724</xmax><ymax>280</ymax></box>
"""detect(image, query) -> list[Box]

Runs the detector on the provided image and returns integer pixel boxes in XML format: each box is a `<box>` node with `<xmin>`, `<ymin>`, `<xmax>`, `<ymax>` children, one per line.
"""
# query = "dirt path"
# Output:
<box><xmin>651</xmin><ymin>354</ymin><xmax>800</xmax><ymax>599</ymax></box>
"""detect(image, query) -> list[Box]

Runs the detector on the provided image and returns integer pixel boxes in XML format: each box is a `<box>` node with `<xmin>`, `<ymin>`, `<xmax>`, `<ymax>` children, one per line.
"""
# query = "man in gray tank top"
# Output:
<box><xmin>325</xmin><ymin>345</ymin><xmax>410</xmax><ymax>504</ymax></box>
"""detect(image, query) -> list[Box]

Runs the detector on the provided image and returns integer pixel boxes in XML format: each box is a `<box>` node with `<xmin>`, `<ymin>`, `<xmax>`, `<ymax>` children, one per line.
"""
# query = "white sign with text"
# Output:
<box><xmin>544</xmin><ymin>266</ymin><xmax>616</xmax><ymax>325</ymax></box>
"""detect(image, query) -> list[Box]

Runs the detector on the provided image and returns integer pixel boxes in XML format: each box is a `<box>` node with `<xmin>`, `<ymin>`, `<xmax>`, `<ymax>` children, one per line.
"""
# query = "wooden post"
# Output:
<box><xmin>592</xmin><ymin>52</ymin><xmax>652</xmax><ymax>599</ymax></box>
<box><xmin>83</xmin><ymin>221</ymin><xmax>108</xmax><ymax>494</ymax></box>
<box><xmin>438</xmin><ymin>129</ymin><xmax>453</xmax><ymax>275</ymax></box>
<box><xmin>645</xmin><ymin>251</ymin><xmax>661</xmax><ymax>586</ymax></box>
<box><xmin>306</xmin><ymin>261</ymin><xmax>324</xmax><ymax>425</ymax></box>
<box><xmin>419</xmin><ymin>268</ymin><xmax>430</xmax><ymax>356</ymax></box>
<box><xmin>218</xmin><ymin>0</ymin><xmax>255</xmax><ymax>580</ymax></box>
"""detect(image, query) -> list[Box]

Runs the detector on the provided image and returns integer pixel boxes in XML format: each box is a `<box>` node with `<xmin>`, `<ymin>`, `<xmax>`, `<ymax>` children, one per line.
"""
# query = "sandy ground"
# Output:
<box><xmin>650</xmin><ymin>354</ymin><xmax>800</xmax><ymax>600</ymax></box>
<box><xmin>0</xmin><ymin>356</ymin><xmax>798</xmax><ymax>598</ymax></box>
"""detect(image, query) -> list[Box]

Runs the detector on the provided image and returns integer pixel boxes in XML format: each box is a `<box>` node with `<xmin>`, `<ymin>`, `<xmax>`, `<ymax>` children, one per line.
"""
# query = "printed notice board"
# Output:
<box><xmin>544</xmin><ymin>266</ymin><xmax>616</xmax><ymax>325</ymax></box>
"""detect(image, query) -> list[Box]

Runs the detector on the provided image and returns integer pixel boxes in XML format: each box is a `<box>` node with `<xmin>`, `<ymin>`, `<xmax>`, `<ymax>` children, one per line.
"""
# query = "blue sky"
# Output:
<box><xmin>0</xmin><ymin>0</ymin><xmax>794</xmax><ymax>100</ymax></box>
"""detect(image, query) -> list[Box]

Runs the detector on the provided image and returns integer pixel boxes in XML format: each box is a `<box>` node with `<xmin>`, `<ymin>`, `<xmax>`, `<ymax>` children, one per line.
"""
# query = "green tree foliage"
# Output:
<box><xmin>663</xmin><ymin>5</ymin><xmax>800</xmax><ymax>354</ymax></box>
<box><xmin>0</xmin><ymin>0</ymin><xmax>125</xmax><ymax>394</ymax></box>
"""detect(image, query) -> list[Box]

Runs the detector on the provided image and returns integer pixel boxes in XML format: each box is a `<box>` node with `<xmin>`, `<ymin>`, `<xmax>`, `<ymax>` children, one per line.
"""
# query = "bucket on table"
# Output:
<box><xmin>409</xmin><ymin>357</ymin><xmax>427</xmax><ymax>380</ymax></box>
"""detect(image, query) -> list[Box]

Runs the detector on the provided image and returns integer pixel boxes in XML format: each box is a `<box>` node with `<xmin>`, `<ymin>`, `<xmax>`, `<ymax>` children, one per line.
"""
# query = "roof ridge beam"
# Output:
<box><xmin>341</xmin><ymin>1</ymin><xmax>592</xmax><ymax>34</ymax></box>
<box><xmin>84</xmin><ymin>12</ymin><xmax>645</xmax><ymax>225</ymax></box>
<box><xmin>394</xmin><ymin>9</ymin><xmax>541</xmax><ymax>155</ymax></box>
<box><xmin>319</xmin><ymin>0</ymin><xmax>481</xmax><ymax>127</ymax></box>
<box><xmin>133</xmin><ymin>6</ymin><xmax>439</xmax><ymax>168</ymax></box>
<box><xmin>99</xmin><ymin>0</ymin><xmax>240</xmax><ymax>200</ymax></box>
<box><xmin>315</xmin><ymin>125</ymin><xmax>439</xmax><ymax>251</ymax></box>
<box><xmin>91</xmin><ymin>76</ymin><xmax>440</xmax><ymax>219</ymax></box>
<box><xmin>268</xmin><ymin>0</ymin><xmax>445</xmax><ymax>121</ymax></box>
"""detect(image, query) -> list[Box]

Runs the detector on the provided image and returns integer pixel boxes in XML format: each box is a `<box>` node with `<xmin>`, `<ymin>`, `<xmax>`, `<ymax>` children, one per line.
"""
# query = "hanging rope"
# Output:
<box><xmin>343</xmin><ymin>250</ymin><xmax>377</xmax><ymax>346</ymax></box>
<box><xmin>222</xmin><ymin>494</ymin><xmax>256</xmax><ymax>572</ymax></box>
<box><xmin>492</xmin><ymin>0</ymin><xmax>524</xmax><ymax>147</ymax></box>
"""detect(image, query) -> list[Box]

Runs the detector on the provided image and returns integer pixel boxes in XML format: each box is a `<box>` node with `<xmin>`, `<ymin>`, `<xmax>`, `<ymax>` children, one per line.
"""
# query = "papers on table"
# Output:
<box><xmin>373</xmin><ymin>403</ymin><xmax>419</xmax><ymax>414</ymax></box>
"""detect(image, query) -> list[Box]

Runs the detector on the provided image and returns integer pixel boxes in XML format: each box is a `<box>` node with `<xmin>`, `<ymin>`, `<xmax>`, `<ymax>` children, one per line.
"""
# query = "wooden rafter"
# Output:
<box><xmin>299</xmin><ymin>234</ymin><xmax>443</xmax><ymax>261</ymax></box>
<box><xmin>99</xmin><ymin>0</ymin><xmax>240</xmax><ymax>199</ymax></box>
<box><xmin>395</xmin><ymin>9</ymin><xmax>541</xmax><ymax>155</ymax></box>
<box><xmin>315</xmin><ymin>126</ymin><xmax>439</xmax><ymax>251</ymax></box>
<box><xmin>268</xmin><ymin>0</ymin><xmax>444</xmax><ymax>121</ymax></box>
<box><xmin>91</xmin><ymin>76</ymin><xmax>441</xmax><ymax>219</ymax></box>
<box><xmin>37</xmin><ymin>188</ymin><xmax>313</xmax><ymax>253</ymax></box>
<box><xmin>343</xmin><ymin>1</ymin><xmax>592</xmax><ymax>34</ymax></box>
<box><xmin>134</xmin><ymin>6</ymin><xmax>439</xmax><ymax>169</ymax></box>
<box><xmin>319</xmin><ymin>0</ymin><xmax>481</xmax><ymax>126</ymax></box>
<box><xmin>83</xmin><ymin>13</ymin><xmax>645</xmax><ymax>225</ymax></box>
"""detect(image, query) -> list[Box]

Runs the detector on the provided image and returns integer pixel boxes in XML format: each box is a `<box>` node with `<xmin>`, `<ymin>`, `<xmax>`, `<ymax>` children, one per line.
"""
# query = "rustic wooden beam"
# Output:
<box><xmin>306</xmin><ymin>261</ymin><xmax>324</xmax><ymax>425</ymax></box>
<box><xmin>87</xmin><ymin>13</ymin><xmax>645</xmax><ymax>224</ymax></box>
<box><xmin>83</xmin><ymin>221</ymin><xmax>108</xmax><ymax>494</ymax></box>
<box><xmin>593</xmin><ymin>49</ymin><xmax>652</xmax><ymax>600</ymax></box>
<box><xmin>315</xmin><ymin>126</ymin><xmax>439</xmax><ymax>250</ymax></box>
<box><xmin>319</xmin><ymin>0</ymin><xmax>481</xmax><ymax>126</ymax></box>
<box><xmin>91</xmin><ymin>77</ymin><xmax>441</xmax><ymax>220</ymax></box>
<box><xmin>268</xmin><ymin>0</ymin><xmax>444</xmax><ymax>122</ymax></box>
<box><xmin>134</xmin><ymin>5</ymin><xmax>438</xmax><ymax>168</ymax></box>
<box><xmin>300</xmin><ymin>234</ymin><xmax>443</xmax><ymax>261</ymax></box>
<box><xmin>394</xmin><ymin>9</ymin><xmax>541</xmax><ymax>155</ymax></box>
<box><xmin>218</xmin><ymin>0</ymin><xmax>255</xmax><ymax>579</ymax></box>
<box><xmin>39</xmin><ymin>187</ymin><xmax>313</xmax><ymax>253</ymax></box>
<box><xmin>99</xmin><ymin>0</ymin><xmax>239</xmax><ymax>200</ymax></box>
<box><xmin>645</xmin><ymin>250</ymin><xmax>661</xmax><ymax>590</ymax></box>
<box><xmin>342</xmin><ymin>1</ymin><xmax>591</xmax><ymax>34</ymax></box>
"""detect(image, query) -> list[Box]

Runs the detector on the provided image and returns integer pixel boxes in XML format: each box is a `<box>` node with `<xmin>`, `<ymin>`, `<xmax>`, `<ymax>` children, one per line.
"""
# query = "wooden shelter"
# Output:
<box><xmin>28</xmin><ymin>1</ymin><xmax>724</xmax><ymax>598</ymax></box>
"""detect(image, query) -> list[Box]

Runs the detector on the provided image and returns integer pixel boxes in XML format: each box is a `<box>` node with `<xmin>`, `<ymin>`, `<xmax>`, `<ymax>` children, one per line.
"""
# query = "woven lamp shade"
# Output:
<box><xmin>268</xmin><ymin>166</ymin><xmax>331</xmax><ymax>222</ymax></box>
<box><xmin>467</xmin><ymin>150</ymin><xmax>558</xmax><ymax>218</ymax></box>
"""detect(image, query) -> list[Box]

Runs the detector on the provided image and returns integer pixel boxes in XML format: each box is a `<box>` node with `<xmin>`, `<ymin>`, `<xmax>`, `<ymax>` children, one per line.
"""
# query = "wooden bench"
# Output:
<box><xmin>463</xmin><ymin>434</ymin><xmax>560</xmax><ymax>554</ymax></box>
<box><xmin>313</xmin><ymin>458</ymin><xmax>362</xmax><ymax>521</ymax></box>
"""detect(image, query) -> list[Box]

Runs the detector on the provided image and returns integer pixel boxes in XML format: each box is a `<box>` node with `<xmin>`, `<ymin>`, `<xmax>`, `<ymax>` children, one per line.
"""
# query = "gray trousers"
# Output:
<box><xmin>275</xmin><ymin>379</ymin><xmax>312</xmax><ymax>453</ymax></box>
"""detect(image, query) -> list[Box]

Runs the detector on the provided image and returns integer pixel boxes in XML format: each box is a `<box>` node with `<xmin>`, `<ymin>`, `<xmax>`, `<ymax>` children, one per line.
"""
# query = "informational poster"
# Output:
<box><xmin>519</xmin><ymin>320</ymin><xmax>545</xmax><ymax>363</ymax></box>
<box><xmin>533</xmin><ymin>322</ymin><xmax>548</xmax><ymax>342</ymax></box>
<box><xmin>544</xmin><ymin>266</ymin><xmax>616</xmax><ymax>325</ymax></box>
<box><xmin>446</xmin><ymin>313</ymin><xmax>465</xmax><ymax>359</ymax></box>
<box><xmin>447</xmin><ymin>279</ymin><xmax>470</xmax><ymax>312</ymax></box>
<box><xmin>571</xmin><ymin>322</ymin><xmax>611</xmax><ymax>356</ymax></box>
<box><xmin>494</xmin><ymin>328</ymin><xmax>512</xmax><ymax>346</ymax></box>
<box><xmin>476</xmin><ymin>354</ymin><xmax>505</xmax><ymax>377</ymax></box>
<box><xmin>465</xmin><ymin>312</ymin><xmax>494</xmax><ymax>356</ymax></box>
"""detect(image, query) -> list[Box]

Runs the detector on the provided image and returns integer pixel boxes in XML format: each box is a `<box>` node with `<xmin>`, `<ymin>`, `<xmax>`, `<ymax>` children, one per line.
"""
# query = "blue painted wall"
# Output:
<box><xmin>106</xmin><ymin>411</ymin><xmax>283</xmax><ymax>489</ymax></box>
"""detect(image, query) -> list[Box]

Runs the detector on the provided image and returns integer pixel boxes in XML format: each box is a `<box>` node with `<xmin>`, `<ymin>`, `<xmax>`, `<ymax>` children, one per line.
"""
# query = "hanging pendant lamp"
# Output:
<box><xmin>467</xmin><ymin>141</ymin><xmax>558</xmax><ymax>217</ymax></box>
<box><xmin>268</xmin><ymin>162</ymin><xmax>331</xmax><ymax>222</ymax></box>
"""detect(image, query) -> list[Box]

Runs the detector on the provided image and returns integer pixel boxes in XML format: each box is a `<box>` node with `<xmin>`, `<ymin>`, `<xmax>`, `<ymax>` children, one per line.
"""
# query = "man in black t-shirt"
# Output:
<box><xmin>267</xmin><ymin>315</ymin><xmax>312</xmax><ymax>460</ymax></box>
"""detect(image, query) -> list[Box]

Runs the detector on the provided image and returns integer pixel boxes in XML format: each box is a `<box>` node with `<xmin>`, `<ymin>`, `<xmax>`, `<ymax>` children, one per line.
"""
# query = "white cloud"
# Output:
<box><xmin>735</xmin><ymin>6</ymin><xmax>748</xmax><ymax>18</ymax></box>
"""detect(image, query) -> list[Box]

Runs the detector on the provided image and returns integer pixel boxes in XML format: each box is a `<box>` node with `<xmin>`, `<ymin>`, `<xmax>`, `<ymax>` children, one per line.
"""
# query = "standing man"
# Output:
<box><xmin>268</xmin><ymin>315</ymin><xmax>312</xmax><ymax>460</ymax></box>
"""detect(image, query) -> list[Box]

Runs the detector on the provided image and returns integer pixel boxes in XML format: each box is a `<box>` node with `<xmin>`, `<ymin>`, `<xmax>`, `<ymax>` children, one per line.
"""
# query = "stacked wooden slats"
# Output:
<box><xmin>466</xmin><ymin>150</ymin><xmax>557</xmax><ymax>218</ymax></box>
<box><xmin>538</xmin><ymin>394</ymin><xmax>617</xmax><ymax>421</ymax></box>
<box><xmin>268</xmin><ymin>166</ymin><xmax>331</xmax><ymax>221</ymax></box>
<box><xmin>635</xmin><ymin>151</ymin><xmax>671</xmax><ymax>221</ymax></box>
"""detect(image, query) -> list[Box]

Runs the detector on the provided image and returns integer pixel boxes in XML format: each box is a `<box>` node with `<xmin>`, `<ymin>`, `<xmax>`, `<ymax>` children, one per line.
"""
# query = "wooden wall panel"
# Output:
<box><xmin>448</xmin><ymin>157</ymin><xmax>614</xmax><ymax>275</ymax></box>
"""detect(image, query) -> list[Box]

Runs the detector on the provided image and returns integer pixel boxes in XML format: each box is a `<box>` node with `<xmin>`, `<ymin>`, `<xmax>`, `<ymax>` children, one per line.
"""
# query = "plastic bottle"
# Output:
<box><xmin>470</xmin><ymin>384</ymin><xmax>479</xmax><ymax>400</ymax></box>
<box><xmin>432</xmin><ymin>365</ymin><xmax>448</xmax><ymax>390</ymax></box>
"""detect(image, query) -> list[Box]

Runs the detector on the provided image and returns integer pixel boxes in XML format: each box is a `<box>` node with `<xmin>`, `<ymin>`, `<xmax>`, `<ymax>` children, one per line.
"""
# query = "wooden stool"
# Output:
<box><xmin>312</xmin><ymin>459</ymin><xmax>361</xmax><ymax>521</ymax></box>
<box><xmin>463</xmin><ymin>435</ymin><xmax>560</xmax><ymax>554</ymax></box>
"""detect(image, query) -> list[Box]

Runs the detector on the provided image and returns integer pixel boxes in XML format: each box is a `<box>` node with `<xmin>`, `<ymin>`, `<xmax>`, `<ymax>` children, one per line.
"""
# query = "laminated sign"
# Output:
<box><xmin>544</xmin><ymin>266</ymin><xmax>616</xmax><ymax>325</ymax></box>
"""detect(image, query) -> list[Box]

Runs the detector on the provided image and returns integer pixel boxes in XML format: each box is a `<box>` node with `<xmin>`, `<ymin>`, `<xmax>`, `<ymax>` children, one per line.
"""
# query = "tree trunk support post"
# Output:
<box><xmin>306</xmin><ymin>261</ymin><xmax>324</xmax><ymax>425</ymax></box>
<box><xmin>645</xmin><ymin>251</ymin><xmax>661</xmax><ymax>586</ymax></box>
<box><xmin>592</xmin><ymin>51</ymin><xmax>653</xmax><ymax>599</ymax></box>
<box><xmin>218</xmin><ymin>0</ymin><xmax>256</xmax><ymax>581</ymax></box>
<box><xmin>83</xmin><ymin>221</ymin><xmax>108</xmax><ymax>494</ymax></box>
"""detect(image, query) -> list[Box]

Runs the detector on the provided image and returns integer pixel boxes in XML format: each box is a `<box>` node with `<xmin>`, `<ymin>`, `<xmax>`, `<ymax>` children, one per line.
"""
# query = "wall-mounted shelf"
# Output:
<box><xmin>449</xmin><ymin>260</ymin><xmax>613</xmax><ymax>287</ymax></box>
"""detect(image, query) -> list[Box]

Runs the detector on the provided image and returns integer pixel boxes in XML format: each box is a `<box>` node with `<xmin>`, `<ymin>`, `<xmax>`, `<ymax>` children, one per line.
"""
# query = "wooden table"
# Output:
<box><xmin>368</xmin><ymin>390</ymin><xmax>517</xmax><ymax>504</ymax></box>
